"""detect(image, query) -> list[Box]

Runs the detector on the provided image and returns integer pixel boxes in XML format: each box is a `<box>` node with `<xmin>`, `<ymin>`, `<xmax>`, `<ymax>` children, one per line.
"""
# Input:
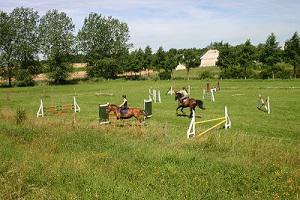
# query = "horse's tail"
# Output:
<box><xmin>196</xmin><ymin>100</ymin><xmax>205</xmax><ymax>110</ymax></box>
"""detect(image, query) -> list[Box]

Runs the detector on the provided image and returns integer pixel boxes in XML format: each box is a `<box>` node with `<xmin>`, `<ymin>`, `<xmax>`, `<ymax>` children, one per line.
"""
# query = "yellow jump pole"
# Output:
<box><xmin>195</xmin><ymin>117</ymin><xmax>225</xmax><ymax>124</ymax></box>
<box><xmin>197</xmin><ymin>119</ymin><xmax>226</xmax><ymax>138</ymax></box>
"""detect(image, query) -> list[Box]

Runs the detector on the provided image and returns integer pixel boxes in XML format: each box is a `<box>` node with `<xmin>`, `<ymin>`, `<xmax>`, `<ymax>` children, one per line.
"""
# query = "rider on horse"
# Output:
<box><xmin>119</xmin><ymin>95</ymin><xmax>128</xmax><ymax>115</ymax></box>
<box><xmin>178</xmin><ymin>87</ymin><xmax>189</xmax><ymax>103</ymax></box>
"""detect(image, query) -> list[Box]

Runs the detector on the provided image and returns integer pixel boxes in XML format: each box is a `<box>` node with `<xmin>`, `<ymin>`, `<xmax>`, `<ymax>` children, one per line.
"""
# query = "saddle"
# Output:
<box><xmin>119</xmin><ymin>108</ymin><xmax>128</xmax><ymax>115</ymax></box>
<box><xmin>181</xmin><ymin>97</ymin><xmax>189</xmax><ymax>103</ymax></box>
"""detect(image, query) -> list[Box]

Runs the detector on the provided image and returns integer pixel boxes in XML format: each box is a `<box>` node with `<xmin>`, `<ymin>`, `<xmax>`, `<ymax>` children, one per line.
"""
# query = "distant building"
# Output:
<box><xmin>175</xmin><ymin>63</ymin><xmax>186</xmax><ymax>71</ymax></box>
<box><xmin>200</xmin><ymin>49</ymin><xmax>219</xmax><ymax>67</ymax></box>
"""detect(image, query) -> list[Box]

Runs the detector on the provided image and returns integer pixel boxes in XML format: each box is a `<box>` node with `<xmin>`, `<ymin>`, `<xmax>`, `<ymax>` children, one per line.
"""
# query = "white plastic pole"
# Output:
<box><xmin>187</xmin><ymin>110</ymin><xmax>196</xmax><ymax>138</ymax></box>
<box><xmin>37</xmin><ymin>99</ymin><xmax>44</xmax><ymax>117</ymax></box>
<box><xmin>267</xmin><ymin>96</ymin><xmax>270</xmax><ymax>114</ymax></box>
<box><xmin>211</xmin><ymin>90</ymin><xmax>215</xmax><ymax>102</ymax></box>
<box><xmin>157</xmin><ymin>90</ymin><xmax>161</xmax><ymax>103</ymax></box>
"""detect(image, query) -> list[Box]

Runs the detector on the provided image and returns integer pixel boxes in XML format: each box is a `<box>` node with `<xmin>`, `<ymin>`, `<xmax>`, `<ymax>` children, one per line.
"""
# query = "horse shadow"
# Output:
<box><xmin>176</xmin><ymin>113</ymin><xmax>202</xmax><ymax>118</ymax></box>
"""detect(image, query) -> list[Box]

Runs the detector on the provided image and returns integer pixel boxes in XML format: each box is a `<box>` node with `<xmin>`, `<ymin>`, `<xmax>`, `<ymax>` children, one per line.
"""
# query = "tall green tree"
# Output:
<box><xmin>216</xmin><ymin>43</ymin><xmax>238</xmax><ymax>69</ymax></box>
<box><xmin>181</xmin><ymin>48</ymin><xmax>201</xmax><ymax>80</ymax></box>
<box><xmin>77</xmin><ymin>13</ymin><xmax>131</xmax><ymax>78</ymax></box>
<box><xmin>284</xmin><ymin>32</ymin><xmax>300</xmax><ymax>78</ymax></box>
<box><xmin>259</xmin><ymin>33</ymin><xmax>281</xmax><ymax>66</ymax></box>
<box><xmin>237</xmin><ymin>39</ymin><xmax>256</xmax><ymax>78</ymax></box>
<box><xmin>10</xmin><ymin>7</ymin><xmax>40</xmax><ymax>86</ymax></box>
<box><xmin>39</xmin><ymin>10</ymin><xmax>75</xmax><ymax>83</ymax></box>
<box><xmin>153</xmin><ymin>46</ymin><xmax>166</xmax><ymax>71</ymax></box>
<box><xmin>0</xmin><ymin>11</ymin><xmax>15</xmax><ymax>86</ymax></box>
<box><xmin>143</xmin><ymin>45</ymin><xmax>153</xmax><ymax>77</ymax></box>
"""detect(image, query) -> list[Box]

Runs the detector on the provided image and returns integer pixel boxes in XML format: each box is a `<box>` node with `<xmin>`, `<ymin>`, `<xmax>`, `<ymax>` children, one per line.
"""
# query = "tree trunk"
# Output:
<box><xmin>8</xmin><ymin>76</ymin><xmax>12</xmax><ymax>87</ymax></box>
<box><xmin>294</xmin><ymin>64</ymin><xmax>296</xmax><ymax>79</ymax></box>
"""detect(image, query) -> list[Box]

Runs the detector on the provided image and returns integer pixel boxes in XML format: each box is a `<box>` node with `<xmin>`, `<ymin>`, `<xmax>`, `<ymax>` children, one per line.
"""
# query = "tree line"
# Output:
<box><xmin>0</xmin><ymin>7</ymin><xmax>299</xmax><ymax>87</ymax></box>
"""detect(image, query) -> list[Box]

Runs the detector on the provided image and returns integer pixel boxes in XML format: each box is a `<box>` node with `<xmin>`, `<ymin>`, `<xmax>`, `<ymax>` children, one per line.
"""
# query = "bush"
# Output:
<box><xmin>15</xmin><ymin>69</ymin><xmax>35</xmax><ymax>87</ymax></box>
<box><xmin>220</xmin><ymin>66</ymin><xmax>244</xmax><ymax>79</ymax></box>
<box><xmin>47</xmin><ymin>62</ymin><xmax>73</xmax><ymax>84</ymax></box>
<box><xmin>87</xmin><ymin>58</ymin><xmax>119</xmax><ymax>79</ymax></box>
<box><xmin>158</xmin><ymin>71</ymin><xmax>171</xmax><ymax>80</ymax></box>
<box><xmin>15</xmin><ymin>107</ymin><xmax>26</xmax><ymax>125</ymax></box>
<box><xmin>259</xmin><ymin>63</ymin><xmax>293</xmax><ymax>79</ymax></box>
<box><xmin>198</xmin><ymin>70</ymin><xmax>213</xmax><ymax>80</ymax></box>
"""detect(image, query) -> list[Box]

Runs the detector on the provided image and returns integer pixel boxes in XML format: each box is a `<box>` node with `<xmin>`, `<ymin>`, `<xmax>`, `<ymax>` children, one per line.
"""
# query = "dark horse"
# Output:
<box><xmin>106</xmin><ymin>104</ymin><xmax>146</xmax><ymax>124</ymax></box>
<box><xmin>175</xmin><ymin>92</ymin><xmax>205</xmax><ymax>118</ymax></box>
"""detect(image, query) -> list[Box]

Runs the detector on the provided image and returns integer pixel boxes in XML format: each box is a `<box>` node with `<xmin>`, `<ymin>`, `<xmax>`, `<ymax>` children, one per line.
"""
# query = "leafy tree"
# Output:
<box><xmin>188</xmin><ymin>49</ymin><xmax>200</xmax><ymax>79</ymax></box>
<box><xmin>0</xmin><ymin>11</ymin><xmax>15</xmax><ymax>86</ymax></box>
<box><xmin>237</xmin><ymin>39</ymin><xmax>256</xmax><ymax>78</ymax></box>
<box><xmin>136</xmin><ymin>48</ymin><xmax>145</xmax><ymax>75</ymax></box>
<box><xmin>88</xmin><ymin>58</ymin><xmax>119</xmax><ymax>79</ymax></box>
<box><xmin>217</xmin><ymin>43</ymin><xmax>241</xmax><ymax>79</ymax></box>
<box><xmin>217</xmin><ymin>43</ymin><xmax>238</xmax><ymax>69</ymax></box>
<box><xmin>39</xmin><ymin>10</ymin><xmax>75</xmax><ymax>83</ymax></box>
<box><xmin>165</xmin><ymin>48</ymin><xmax>178</xmax><ymax>71</ymax></box>
<box><xmin>10</xmin><ymin>7</ymin><xmax>40</xmax><ymax>86</ymax></box>
<box><xmin>153</xmin><ymin>46</ymin><xmax>166</xmax><ymax>71</ymax></box>
<box><xmin>259</xmin><ymin>33</ymin><xmax>281</xmax><ymax>66</ymax></box>
<box><xmin>284</xmin><ymin>32</ymin><xmax>300</xmax><ymax>78</ymax></box>
<box><xmin>77</xmin><ymin>13</ymin><xmax>131</xmax><ymax>78</ymax></box>
<box><xmin>207</xmin><ymin>41</ymin><xmax>225</xmax><ymax>50</ymax></box>
<box><xmin>143</xmin><ymin>45</ymin><xmax>153</xmax><ymax>77</ymax></box>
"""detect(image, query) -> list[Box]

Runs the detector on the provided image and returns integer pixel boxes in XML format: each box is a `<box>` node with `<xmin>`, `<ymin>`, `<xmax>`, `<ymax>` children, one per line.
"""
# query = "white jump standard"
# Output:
<box><xmin>167</xmin><ymin>85</ymin><xmax>191</xmax><ymax>95</ymax></box>
<box><xmin>149</xmin><ymin>88</ymin><xmax>161</xmax><ymax>103</ymax></box>
<box><xmin>187</xmin><ymin>106</ymin><xmax>231</xmax><ymax>139</ymax></box>
<box><xmin>257</xmin><ymin>95</ymin><xmax>270</xmax><ymax>114</ymax></box>
<box><xmin>37</xmin><ymin>96</ymin><xmax>80</xmax><ymax>117</ymax></box>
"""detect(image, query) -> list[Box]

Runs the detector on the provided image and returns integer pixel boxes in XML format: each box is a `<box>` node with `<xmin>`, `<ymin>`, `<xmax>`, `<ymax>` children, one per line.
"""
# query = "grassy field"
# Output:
<box><xmin>0</xmin><ymin>79</ymin><xmax>299</xmax><ymax>199</ymax></box>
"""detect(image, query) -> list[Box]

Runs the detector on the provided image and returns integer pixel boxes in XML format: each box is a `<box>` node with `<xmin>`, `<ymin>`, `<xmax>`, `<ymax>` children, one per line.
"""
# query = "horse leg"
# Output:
<box><xmin>181</xmin><ymin>106</ymin><xmax>186</xmax><ymax>115</ymax></box>
<box><xmin>189</xmin><ymin>108</ymin><xmax>194</xmax><ymax>118</ymax></box>
<box><xmin>176</xmin><ymin>105</ymin><xmax>181</xmax><ymax>115</ymax></box>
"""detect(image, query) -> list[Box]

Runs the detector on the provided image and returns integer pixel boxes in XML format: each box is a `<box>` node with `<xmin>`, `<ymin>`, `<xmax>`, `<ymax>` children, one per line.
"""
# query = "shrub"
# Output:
<box><xmin>15</xmin><ymin>107</ymin><xmax>26</xmax><ymax>125</ymax></box>
<box><xmin>259</xmin><ymin>63</ymin><xmax>293</xmax><ymax>79</ymax></box>
<box><xmin>158</xmin><ymin>71</ymin><xmax>171</xmax><ymax>80</ymax></box>
<box><xmin>87</xmin><ymin>58</ymin><xmax>120</xmax><ymax>79</ymax></box>
<box><xmin>198</xmin><ymin>70</ymin><xmax>213</xmax><ymax>80</ymax></box>
<box><xmin>15</xmin><ymin>69</ymin><xmax>35</xmax><ymax>87</ymax></box>
<box><xmin>220</xmin><ymin>66</ymin><xmax>244</xmax><ymax>79</ymax></box>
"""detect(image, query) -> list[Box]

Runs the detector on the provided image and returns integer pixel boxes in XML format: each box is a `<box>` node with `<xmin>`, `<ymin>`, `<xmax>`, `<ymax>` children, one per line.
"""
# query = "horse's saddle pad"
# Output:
<box><xmin>182</xmin><ymin>98</ymin><xmax>188</xmax><ymax>103</ymax></box>
<box><xmin>120</xmin><ymin>108</ymin><xmax>128</xmax><ymax>114</ymax></box>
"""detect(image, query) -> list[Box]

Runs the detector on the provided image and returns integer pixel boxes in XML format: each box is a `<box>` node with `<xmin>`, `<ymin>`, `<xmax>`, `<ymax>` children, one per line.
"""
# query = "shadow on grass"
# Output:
<box><xmin>176</xmin><ymin>113</ymin><xmax>202</xmax><ymax>118</ymax></box>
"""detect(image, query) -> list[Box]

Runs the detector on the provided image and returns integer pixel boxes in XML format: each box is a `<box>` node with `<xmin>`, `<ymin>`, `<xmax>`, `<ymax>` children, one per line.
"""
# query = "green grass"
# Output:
<box><xmin>0</xmin><ymin>79</ymin><xmax>299</xmax><ymax>199</ymax></box>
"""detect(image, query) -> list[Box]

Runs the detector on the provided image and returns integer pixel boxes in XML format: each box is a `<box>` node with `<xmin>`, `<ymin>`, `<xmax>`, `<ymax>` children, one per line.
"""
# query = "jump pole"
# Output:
<box><xmin>187</xmin><ymin>106</ymin><xmax>231</xmax><ymax>139</ymax></box>
<box><xmin>197</xmin><ymin>119</ymin><xmax>226</xmax><ymax>138</ymax></box>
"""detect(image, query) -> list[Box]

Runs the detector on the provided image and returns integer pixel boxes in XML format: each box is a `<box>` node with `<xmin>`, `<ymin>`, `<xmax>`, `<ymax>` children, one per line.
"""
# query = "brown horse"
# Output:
<box><xmin>106</xmin><ymin>104</ymin><xmax>146</xmax><ymax>124</ymax></box>
<box><xmin>175</xmin><ymin>92</ymin><xmax>205</xmax><ymax>118</ymax></box>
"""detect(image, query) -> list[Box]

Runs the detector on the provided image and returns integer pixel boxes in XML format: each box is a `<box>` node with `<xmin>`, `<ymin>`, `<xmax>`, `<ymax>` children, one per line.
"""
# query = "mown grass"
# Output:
<box><xmin>0</xmin><ymin>79</ymin><xmax>299</xmax><ymax>199</ymax></box>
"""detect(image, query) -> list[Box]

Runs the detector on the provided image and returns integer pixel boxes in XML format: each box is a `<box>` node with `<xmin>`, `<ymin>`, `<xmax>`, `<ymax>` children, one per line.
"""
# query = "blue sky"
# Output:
<box><xmin>1</xmin><ymin>0</ymin><xmax>299</xmax><ymax>50</ymax></box>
